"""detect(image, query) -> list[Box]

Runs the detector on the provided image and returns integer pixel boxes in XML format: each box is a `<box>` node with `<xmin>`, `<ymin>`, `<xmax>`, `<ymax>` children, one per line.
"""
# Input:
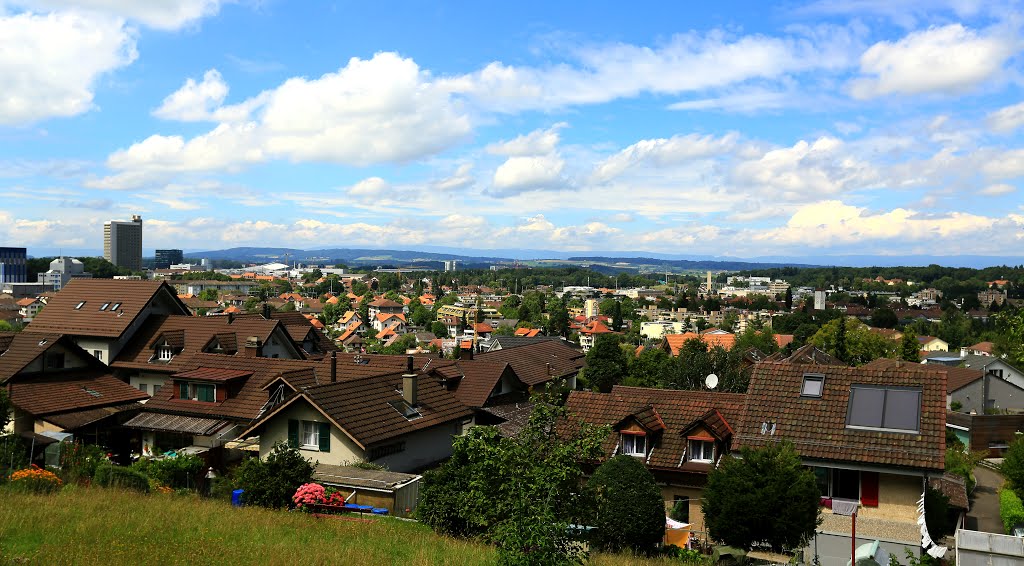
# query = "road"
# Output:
<box><xmin>965</xmin><ymin>465</ymin><xmax>1004</xmax><ymax>534</ymax></box>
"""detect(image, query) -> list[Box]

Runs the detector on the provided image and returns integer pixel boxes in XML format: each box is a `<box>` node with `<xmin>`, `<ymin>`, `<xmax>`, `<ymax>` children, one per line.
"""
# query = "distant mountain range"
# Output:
<box><xmin>26</xmin><ymin>245</ymin><xmax>1024</xmax><ymax>270</ymax></box>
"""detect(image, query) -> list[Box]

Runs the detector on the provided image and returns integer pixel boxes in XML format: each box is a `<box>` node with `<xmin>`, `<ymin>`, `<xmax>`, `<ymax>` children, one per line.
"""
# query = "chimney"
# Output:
<box><xmin>407</xmin><ymin>355</ymin><xmax>414</xmax><ymax>374</ymax></box>
<box><xmin>331</xmin><ymin>351</ymin><xmax>337</xmax><ymax>383</ymax></box>
<box><xmin>243</xmin><ymin>336</ymin><xmax>262</xmax><ymax>357</ymax></box>
<box><xmin>262</xmin><ymin>303</ymin><xmax>271</xmax><ymax>320</ymax></box>
<box><xmin>227</xmin><ymin>312</ymin><xmax>234</xmax><ymax>323</ymax></box>
<box><xmin>403</xmin><ymin>372</ymin><xmax>418</xmax><ymax>406</ymax></box>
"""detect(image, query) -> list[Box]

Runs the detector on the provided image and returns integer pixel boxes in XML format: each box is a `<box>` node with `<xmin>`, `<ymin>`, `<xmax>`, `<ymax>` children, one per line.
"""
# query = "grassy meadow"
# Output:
<box><xmin>0</xmin><ymin>487</ymin><xmax>679</xmax><ymax>565</ymax></box>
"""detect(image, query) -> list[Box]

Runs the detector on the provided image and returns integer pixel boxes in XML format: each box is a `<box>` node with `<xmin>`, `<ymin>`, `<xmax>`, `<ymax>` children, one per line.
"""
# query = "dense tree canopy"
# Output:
<box><xmin>588</xmin><ymin>455</ymin><xmax>665</xmax><ymax>554</ymax></box>
<box><xmin>809</xmin><ymin>317</ymin><xmax>894</xmax><ymax>365</ymax></box>
<box><xmin>703</xmin><ymin>441</ymin><xmax>821</xmax><ymax>553</ymax></box>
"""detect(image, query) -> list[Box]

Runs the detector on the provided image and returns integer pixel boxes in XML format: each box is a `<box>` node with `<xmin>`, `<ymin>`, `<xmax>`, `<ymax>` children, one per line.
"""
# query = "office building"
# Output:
<box><xmin>443</xmin><ymin>259</ymin><xmax>458</xmax><ymax>271</ymax></box>
<box><xmin>155</xmin><ymin>249</ymin><xmax>183</xmax><ymax>269</ymax></box>
<box><xmin>0</xmin><ymin>247</ymin><xmax>27</xmax><ymax>283</ymax></box>
<box><xmin>104</xmin><ymin>215</ymin><xmax>143</xmax><ymax>271</ymax></box>
<box><xmin>38</xmin><ymin>256</ymin><xmax>91</xmax><ymax>291</ymax></box>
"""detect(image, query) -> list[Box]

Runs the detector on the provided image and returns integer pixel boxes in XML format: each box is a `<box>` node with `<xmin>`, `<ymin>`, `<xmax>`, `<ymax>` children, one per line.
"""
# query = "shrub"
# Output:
<box><xmin>292</xmin><ymin>483</ymin><xmax>326</xmax><ymax>510</ymax></box>
<box><xmin>133</xmin><ymin>454</ymin><xmax>205</xmax><ymax>489</ymax></box>
<box><xmin>1002</xmin><ymin>437</ymin><xmax>1024</xmax><ymax>492</ymax></box>
<box><xmin>235</xmin><ymin>443</ymin><xmax>314</xmax><ymax>509</ymax></box>
<box><xmin>588</xmin><ymin>455</ymin><xmax>665</xmax><ymax>555</ymax></box>
<box><xmin>1000</xmin><ymin>488</ymin><xmax>1024</xmax><ymax>534</ymax></box>
<box><xmin>94</xmin><ymin>464</ymin><xmax>150</xmax><ymax>493</ymax></box>
<box><xmin>59</xmin><ymin>442</ymin><xmax>109</xmax><ymax>484</ymax></box>
<box><xmin>946</xmin><ymin>448</ymin><xmax>984</xmax><ymax>493</ymax></box>
<box><xmin>924</xmin><ymin>485</ymin><xmax>951</xmax><ymax>539</ymax></box>
<box><xmin>0</xmin><ymin>434</ymin><xmax>28</xmax><ymax>482</ymax></box>
<box><xmin>10</xmin><ymin>465</ymin><xmax>62</xmax><ymax>493</ymax></box>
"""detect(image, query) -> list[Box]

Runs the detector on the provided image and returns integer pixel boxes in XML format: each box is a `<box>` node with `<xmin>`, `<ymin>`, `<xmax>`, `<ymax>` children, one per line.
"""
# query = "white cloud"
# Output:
<box><xmin>0</xmin><ymin>10</ymin><xmax>137</xmax><ymax>125</ymax></box>
<box><xmin>348</xmin><ymin>177</ymin><xmax>390</xmax><ymax>198</ymax></box>
<box><xmin>987</xmin><ymin>101</ymin><xmax>1024</xmax><ymax>134</ymax></box>
<box><xmin>848</xmin><ymin>24</ymin><xmax>1018</xmax><ymax>99</ymax></box>
<box><xmin>754</xmin><ymin>200</ymin><xmax>995</xmax><ymax>246</ymax></box>
<box><xmin>433</xmin><ymin>163</ymin><xmax>474</xmax><ymax>191</ymax></box>
<box><xmin>486</xmin><ymin>123</ymin><xmax>566</xmax><ymax>156</ymax></box>
<box><xmin>9</xmin><ymin>0</ymin><xmax>225</xmax><ymax>30</ymax></box>
<box><xmin>152</xmin><ymin>69</ymin><xmax>229</xmax><ymax>121</ymax></box>
<box><xmin>592</xmin><ymin>133</ymin><xmax>738</xmax><ymax>183</ymax></box>
<box><xmin>982</xmin><ymin>149</ymin><xmax>1024</xmax><ymax>179</ymax></box>
<box><xmin>492</xmin><ymin>155</ymin><xmax>566</xmax><ymax>195</ymax></box>
<box><xmin>667</xmin><ymin>88</ymin><xmax>794</xmax><ymax>113</ymax></box>
<box><xmin>730</xmin><ymin>137</ymin><xmax>879</xmax><ymax>200</ymax></box>
<box><xmin>981</xmin><ymin>183</ymin><xmax>1016</xmax><ymax>196</ymax></box>
<box><xmin>446</xmin><ymin>25</ymin><xmax>860</xmax><ymax>112</ymax></box>
<box><xmin>96</xmin><ymin>53</ymin><xmax>473</xmax><ymax>187</ymax></box>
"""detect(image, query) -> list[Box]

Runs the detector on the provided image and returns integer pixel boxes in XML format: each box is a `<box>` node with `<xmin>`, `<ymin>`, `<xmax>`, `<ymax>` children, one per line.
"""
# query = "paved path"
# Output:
<box><xmin>965</xmin><ymin>465</ymin><xmax>1004</xmax><ymax>534</ymax></box>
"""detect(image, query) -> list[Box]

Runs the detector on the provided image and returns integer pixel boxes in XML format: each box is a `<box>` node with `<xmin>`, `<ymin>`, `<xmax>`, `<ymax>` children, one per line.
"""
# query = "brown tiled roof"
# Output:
<box><xmin>43</xmin><ymin>403</ymin><xmax>142</xmax><ymax>430</ymax></box>
<box><xmin>862</xmin><ymin>358</ymin><xmax>983</xmax><ymax>394</ymax></box>
<box><xmin>734</xmin><ymin>361</ymin><xmax>946</xmax><ymax>471</ymax></box>
<box><xmin>369</xmin><ymin>298</ymin><xmax>403</xmax><ymax>308</ymax></box>
<box><xmin>7</xmin><ymin>371</ymin><xmax>149</xmax><ymax>416</ymax></box>
<box><xmin>931</xmin><ymin>473</ymin><xmax>969</xmax><ymax>510</ymax></box>
<box><xmin>476</xmin><ymin>340</ymin><xmax>585</xmax><ymax>386</ymax></box>
<box><xmin>0</xmin><ymin>333</ymin><xmax>91</xmax><ymax>383</ymax></box>
<box><xmin>432</xmin><ymin>360</ymin><xmax>518</xmax><ymax>408</ymax></box>
<box><xmin>111</xmin><ymin>314</ymin><xmax>290</xmax><ymax>370</ymax></box>
<box><xmin>770</xmin><ymin>344</ymin><xmax>846</xmax><ymax>366</ymax></box>
<box><xmin>26</xmin><ymin>279</ymin><xmax>188</xmax><ymax>338</ymax></box>
<box><xmin>563</xmin><ymin>386</ymin><xmax>746</xmax><ymax>470</ymax></box>
<box><xmin>172</xmin><ymin>367</ymin><xmax>253</xmax><ymax>382</ymax></box>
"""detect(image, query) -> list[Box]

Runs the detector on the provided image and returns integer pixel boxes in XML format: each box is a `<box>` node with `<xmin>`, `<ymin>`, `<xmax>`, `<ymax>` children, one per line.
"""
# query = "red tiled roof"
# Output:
<box><xmin>662</xmin><ymin>332</ymin><xmax>736</xmax><ymax>356</ymax></box>
<box><xmin>579</xmin><ymin>320</ymin><xmax>614</xmax><ymax>335</ymax></box>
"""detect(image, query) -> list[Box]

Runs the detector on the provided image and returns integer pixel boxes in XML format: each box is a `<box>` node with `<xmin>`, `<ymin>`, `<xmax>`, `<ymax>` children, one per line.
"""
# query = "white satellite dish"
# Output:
<box><xmin>705</xmin><ymin>374</ymin><xmax>719</xmax><ymax>390</ymax></box>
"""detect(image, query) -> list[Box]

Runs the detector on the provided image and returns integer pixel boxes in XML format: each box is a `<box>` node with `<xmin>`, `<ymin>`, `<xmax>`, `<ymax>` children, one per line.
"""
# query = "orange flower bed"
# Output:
<box><xmin>10</xmin><ymin>464</ymin><xmax>63</xmax><ymax>493</ymax></box>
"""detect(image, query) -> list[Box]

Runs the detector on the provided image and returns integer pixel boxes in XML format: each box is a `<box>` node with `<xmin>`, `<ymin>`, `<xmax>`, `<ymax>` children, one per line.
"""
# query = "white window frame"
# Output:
<box><xmin>301</xmin><ymin>420</ymin><xmax>320</xmax><ymax>450</ymax></box>
<box><xmin>689</xmin><ymin>439</ymin><xmax>715</xmax><ymax>463</ymax></box>
<box><xmin>158</xmin><ymin>345</ymin><xmax>173</xmax><ymax>361</ymax></box>
<box><xmin>621</xmin><ymin>433</ymin><xmax>646</xmax><ymax>457</ymax></box>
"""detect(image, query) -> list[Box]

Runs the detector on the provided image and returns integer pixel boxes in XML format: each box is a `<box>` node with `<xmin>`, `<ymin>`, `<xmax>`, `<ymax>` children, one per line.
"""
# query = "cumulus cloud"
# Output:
<box><xmin>0</xmin><ymin>10</ymin><xmax>137</xmax><ymax>125</ymax></box>
<box><xmin>486</xmin><ymin>123</ymin><xmax>567</xmax><ymax>156</ymax></box>
<box><xmin>981</xmin><ymin>183</ymin><xmax>1016</xmax><ymax>196</ymax></box>
<box><xmin>432</xmin><ymin>163</ymin><xmax>475</xmax><ymax>191</ymax></box>
<box><xmin>848</xmin><ymin>24</ymin><xmax>1019</xmax><ymax>99</ymax></box>
<box><xmin>94</xmin><ymin>53</ymin><xmax>473</xmax><ymax>188</ymax></box>
<box><xmin>492</xmin><ymin>155</ymin><xmax>566</xmax><ymax>195</ymax></box>
<box><xmin>153</xmin><ymin>69</ymin><xmax>230</xmax><ymax>121</ymax></box>
<box><xmin>753</xmin><ymin>200</ymin><xmax>995</xmax><ymax>246</ymax></box>
<box><xmin>9</xmin><ymin>0</ymin><xmax>225</xmax><ymax>30</ymax></box>
<box><xmin>731</xmin><ymin>137</ymin><xmax>879</xmax><ymax>200</ymax></box>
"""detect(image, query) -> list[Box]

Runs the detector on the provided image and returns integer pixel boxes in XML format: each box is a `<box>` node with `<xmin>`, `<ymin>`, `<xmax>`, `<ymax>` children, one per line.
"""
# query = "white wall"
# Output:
<box><xmin>259</xmin><ymin>401</ymin><xmax>362</xmax><ymax>466</ymax></box>
<box><xmin>374</xmin><ymin>420</ymin><xmax>463</xmax><ymax>472</ymax></box>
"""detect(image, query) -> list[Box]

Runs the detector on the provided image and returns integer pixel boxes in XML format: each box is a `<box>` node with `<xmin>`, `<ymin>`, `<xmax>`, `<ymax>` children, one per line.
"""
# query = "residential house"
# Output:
<box><xmin>238</xmin><ymin>357</ymin><xmax>473</xmax><ymax>473</ymax></box>
<box><xmin>863</xmin><ymin>358</ymin><xmax>1022</xmax><ymax>415</ymax></box>
<box><xmin>964</xmin><ymin>342</ymin><xmax>995</xmax><ymax>357</ymax></box>
<box><xmin>25</xmin><ymin>279</ymin><xmax>191</xmax><ymax>364</ymax></box>
<box><xmin>917</xmin><ymin>336</ymin><xmax>948</xmax><ymax>352</ymax></box>
<box><xmin>1</xmin><ymin>332</ymin><xmax>148</xmax><ymax>450</ymax></box>
<box><xmin>562</xmin><ymin>386</ymin><xmax>746</xmax><ymax>535</ymax></box>
<box><xmin>16</xmin><ymin>297</ymin><xmax>42</xmax><ymax>321</ymax></box>
<box><xmin>929</xmin><ymin>354</ymin><xmax>1024</xmax><ymax>391</ymax></box>
<box><xmin>368</xmin><ymin>298</ymin><xmax>404</xmax><ymax>321</ymax></box>
<box><xmin>978</xmin><ymin>288</ymin><xmax>1007</xmax><ymax>308</ymax></box>
<box><xmin>481</xmin><ymin>335</ymin><xmax>566</xmax><ymax>353</ymax></box>
<box><xmin>735</xmin><ymin>361</ymin><xmax>946</xmax><ymax>564</ymax></box>
<box><xmin>578</xmin><ymin>319</ymin><xmax>615</xmax><ymax>352</ymax></box>
<box><xmin>373</xmin><ymin>312</ymin><xmax>407</xmax><ymax>334</ymax></box>
<box><xmin>476</xmin><ymin>339</ymin><xmax>585</xmax><ymax>391</ymax></box>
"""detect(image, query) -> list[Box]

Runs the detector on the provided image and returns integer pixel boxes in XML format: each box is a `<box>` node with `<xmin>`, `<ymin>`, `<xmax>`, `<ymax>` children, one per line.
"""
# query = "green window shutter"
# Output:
<box><xmin>198</xmin><ymin>385</ymin><xmax>214</xmax><ymax>403</ymax></box>
<box><xmin>287</xmin><ymin>419</ymin><xmax>299</xmax><ymax>448</ymax></box>
<box><xmin>179</xmin><ymin>382</ymin><xmax>189</xmax><ymax>400</ymax></box>
<box><xmin>318</xmin><ymin>422</ymin><xmax>330</xmax><ymax>452</ymax></box>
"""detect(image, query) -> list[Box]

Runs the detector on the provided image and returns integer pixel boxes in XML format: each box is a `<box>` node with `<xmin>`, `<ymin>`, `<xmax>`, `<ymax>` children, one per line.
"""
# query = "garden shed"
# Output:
<box><xmin>312</xmin><ymin>464</ymin><xmax>421</xmax><ymax>518</ymax></box>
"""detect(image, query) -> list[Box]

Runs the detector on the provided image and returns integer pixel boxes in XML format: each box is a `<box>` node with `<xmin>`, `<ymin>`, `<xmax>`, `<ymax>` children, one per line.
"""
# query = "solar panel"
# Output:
<box><xmin>847</xmin><ymin>385</ymin><xmax>921</xmax><ymax>433</ymax></box>
<box><xmin>847</xmin><ymin>387</ymin><xmax>885</xmax><ymax>428</ymax></box>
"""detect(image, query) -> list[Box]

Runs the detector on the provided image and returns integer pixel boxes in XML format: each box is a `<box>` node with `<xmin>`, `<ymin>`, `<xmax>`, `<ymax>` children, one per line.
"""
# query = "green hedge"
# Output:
<box><xmin>999</xmin><ymin>488</ymin><xmax>1024</xmax><ymax>534</ymax></box>
<box><xmin>94</xmin><ymin>464</ymin><xmax>150</xmax><ymax>493</ymax></box>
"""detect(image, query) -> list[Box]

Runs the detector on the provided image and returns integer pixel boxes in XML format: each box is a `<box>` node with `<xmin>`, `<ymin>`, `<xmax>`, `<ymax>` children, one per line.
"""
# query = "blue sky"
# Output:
<box><xmin>2</xmin><ymin>0</ymin><xmax>1024</xmax><ymax>258</ymax></box>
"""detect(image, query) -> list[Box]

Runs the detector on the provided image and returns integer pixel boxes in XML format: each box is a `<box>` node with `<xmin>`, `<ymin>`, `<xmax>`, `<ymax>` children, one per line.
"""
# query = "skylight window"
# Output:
<box><xmin>801</xmin><ymin>374</ymin><xmax>824</xmax><ymax>397</ymax></box>
<box><xmin>846</xmin><ymin>385</ymin><xmax>921</xmax><ymax>433</ymax></box>
<box><xmin>75</xmin><ymin>301</ymin><xmax>86</xmax><ymax>310</ymax></box>
<box><xmin>111</xmin><ymin>302</ymin><xmax>121</xmax><ymax>311</ymax></box>
<box><xmin>389</xmin><ymin>400</ymin><xmax>421</xmax><ymax>420</ymax></box>
<box><xmin>82</xmin><ymin>387</ymin><xmax>102</xmax><ymax>398</ymax></box>
<box><xmin>100</xmin><ymin>303</ymin><xmax>110</xmax><ymax>311</ymax></box>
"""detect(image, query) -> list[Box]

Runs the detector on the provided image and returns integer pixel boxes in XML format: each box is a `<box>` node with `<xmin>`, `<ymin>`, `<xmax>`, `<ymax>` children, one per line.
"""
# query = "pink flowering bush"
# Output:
<box><xmin>323</xmin><ymin>488</ymin><xmax>346</xmax><ymax>506</ymax></box>
<box><xmin>291</xmin><ymin>482</ymin><xmax>325</xmax><ymax>510</ymax></box>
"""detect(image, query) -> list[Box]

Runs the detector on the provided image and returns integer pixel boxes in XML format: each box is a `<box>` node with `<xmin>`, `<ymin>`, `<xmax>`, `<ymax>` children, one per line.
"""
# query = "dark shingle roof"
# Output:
<box><xmin>430</xmin><ymin>360</ymin><xmax>518</xmax><ymax>408</ymax></box>
<box><xmin>26</xmin><ymin>279</ymin><xmax>188</xmax><ymax>338</ymax></box>
<box><xmin>734</xmin><ymin>361</ymin><xmax>945</xmax><ymax>471</ymax></box>
<box><xmin>476</xmin><ymin>340</ymin><xmax>585</xmax><ymax>386</ymax></box>
<box><xmin>0</xmin><ymin>333</ymin><xmax>88</xmax><ymax>383</ymax></box>
<box><xmin>8</xmin><ymin>371</ymin><xmax>149</xmax><ymax>416</ymax></box>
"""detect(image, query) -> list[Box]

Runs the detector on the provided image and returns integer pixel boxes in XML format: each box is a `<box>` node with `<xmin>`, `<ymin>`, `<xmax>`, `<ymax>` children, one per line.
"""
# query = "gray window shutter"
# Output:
<box><xmin>287</xmin><ymin>419</ymin><xmax>299</xmax><ymax>448</ymax></box>
<box><xmin>318</xmin><ymin>422</ymin><xmax>330</xmax><ymax>452</ymax></box>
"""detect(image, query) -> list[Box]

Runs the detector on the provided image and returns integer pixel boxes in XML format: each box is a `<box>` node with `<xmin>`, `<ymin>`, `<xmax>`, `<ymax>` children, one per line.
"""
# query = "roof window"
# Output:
<box><xmin>82</xmin><ymin>387</ymin><xmax>102</xmax><ymax>398</ymax></box>
<box><xmin>75</xmin><ymin>301</ymin><xmax>86</xmax><ymax>310</ymax></box>
<box><xmin>389</xmin><ymin>399</ymin><xmax>421</xmax><ymax>420</ymax></box>
<box><xmin>111</xmin><ymin>302</ymin><xmax>121</xmax><ymax>311</ymax></box>
<box><xmin>846</xmin><ymin>385</ymin><xmax>921</xmax><ymax>433</ymax></box>
<box><xmin>801</xmin><ymin>374</ymin><xmax>824</xmax><ymax>397</ymax></box>
<box><xmin>100</xmin><ymin>303</ymin><xmax>110</xmax><ymax>311</ymax></box>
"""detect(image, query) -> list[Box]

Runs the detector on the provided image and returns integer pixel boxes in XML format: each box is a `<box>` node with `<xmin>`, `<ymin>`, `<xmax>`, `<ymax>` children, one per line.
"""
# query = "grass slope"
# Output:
<box><xmin>0</xmin><ymin>488</ymin><xmax>673</xmax><ymax>565</ymax></box>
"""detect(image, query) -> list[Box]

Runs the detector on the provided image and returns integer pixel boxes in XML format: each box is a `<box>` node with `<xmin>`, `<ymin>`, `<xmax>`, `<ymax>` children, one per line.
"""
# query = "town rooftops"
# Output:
<box><xmin>26</xmin><ymin>279</ymin><xmax>188</xmax><ymax>338</ymax></box>
<box><xmin>476</xmin><ymin>339</ymin><xmax>585</xmax><ymax>386</ymax></box>
<box><xmin>735</xmin><ymin>361</ymin><xmax>945</xmax><ymax>471</ymax></box>
<box><xmin>369</xmin><ymin>298</ymin><xmax>403</xmax><ymax>309</ymax></box>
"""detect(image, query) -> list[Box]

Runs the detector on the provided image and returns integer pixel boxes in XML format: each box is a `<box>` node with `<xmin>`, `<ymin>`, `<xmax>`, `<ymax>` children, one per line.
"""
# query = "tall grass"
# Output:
<box><xmin>0</xmin><ymin>487</ymin><xmax>678</xmax><ymax>565</ymax></box>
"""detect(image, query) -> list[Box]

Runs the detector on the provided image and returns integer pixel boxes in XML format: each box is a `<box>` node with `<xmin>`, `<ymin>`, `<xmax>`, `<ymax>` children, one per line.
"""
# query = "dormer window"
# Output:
<box><xmin>621</xmin><ymin>433</ymin><xmax>646</xmax><ymax>457</ymax></box>
<box><xmin>158</xmin><ymin>344</ymin><xmax>173</xmax><ymax>361</ymax></box>
<box><xmin>801</xmin><ymin>374</ymin><xmax>824</xmax><ymax>397</ymax></box>
<box><xmin>177</xmin><ymin>382</ymin><xmax>216</xmax><ymax>402</ymax></box>
<box><xmin>688</xmin><ymin>439</ymin><xmax>715</xmax><ymax>462</ymax></box>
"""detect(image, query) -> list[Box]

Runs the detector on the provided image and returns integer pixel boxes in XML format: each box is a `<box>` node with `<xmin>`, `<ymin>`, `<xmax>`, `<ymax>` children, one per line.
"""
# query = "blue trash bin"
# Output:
<box><xmin>232</xmin><ymin>489</ymin><xmax>244</xmax><ymax>507</ymax></box>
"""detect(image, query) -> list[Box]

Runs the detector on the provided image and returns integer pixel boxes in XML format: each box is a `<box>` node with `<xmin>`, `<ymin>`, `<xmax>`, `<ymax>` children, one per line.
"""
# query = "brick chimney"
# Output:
<box><xmin>243</xmin><ymin>336</ymin><xmax>262</xmax><ymax>357</ymax></box>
